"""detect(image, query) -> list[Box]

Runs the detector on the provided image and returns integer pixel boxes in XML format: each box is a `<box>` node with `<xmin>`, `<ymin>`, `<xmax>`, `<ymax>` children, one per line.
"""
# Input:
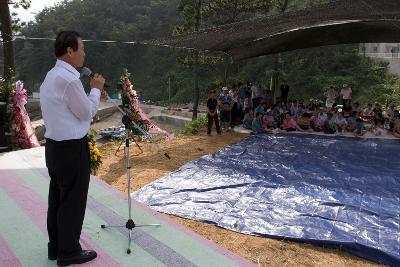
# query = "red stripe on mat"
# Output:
<box><xmin>0</xmin><ymin>165</ymin><xmax>120</xmax><ymax>267</ymax></box>
<box><xmin>0</xmin><ymin>235</ymin><xmax>22</xmax><ymax>267</ymax></box>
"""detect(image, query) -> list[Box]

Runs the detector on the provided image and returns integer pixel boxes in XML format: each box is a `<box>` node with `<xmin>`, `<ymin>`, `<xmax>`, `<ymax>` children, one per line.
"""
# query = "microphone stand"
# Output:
<box><xmin>101</xmin><ymin>96</ymin><xmax>161</xmax><ymax>254</ymax></box>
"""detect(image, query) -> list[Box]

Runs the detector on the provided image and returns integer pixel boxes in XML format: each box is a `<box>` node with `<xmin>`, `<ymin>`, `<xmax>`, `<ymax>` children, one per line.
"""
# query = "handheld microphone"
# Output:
<box><xmin>81</xmin><ymin>67</ymin><xmax>109</xmax><ymax>88</ymax></box>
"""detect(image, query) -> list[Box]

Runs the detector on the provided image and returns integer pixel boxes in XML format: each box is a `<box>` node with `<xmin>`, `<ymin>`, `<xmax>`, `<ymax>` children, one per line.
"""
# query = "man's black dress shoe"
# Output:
<box><xmin>57</xmin><ymin>250</ymin><xmax>97</xmax><ymax>266</ymax></box>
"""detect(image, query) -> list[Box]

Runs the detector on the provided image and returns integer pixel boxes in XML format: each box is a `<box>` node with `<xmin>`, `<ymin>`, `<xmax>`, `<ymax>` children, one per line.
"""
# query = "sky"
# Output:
<box><xmin>11</xmin><ymin>0</ymin><xmax>63</xmax><ymax>23</ymax></box>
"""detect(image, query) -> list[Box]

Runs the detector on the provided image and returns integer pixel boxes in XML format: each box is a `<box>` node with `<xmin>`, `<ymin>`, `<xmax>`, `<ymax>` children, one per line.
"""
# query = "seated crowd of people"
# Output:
<box><xmin>205</xmin><ymin>82</ymin><xmax>400</xmax><ymax>138</ymax></box>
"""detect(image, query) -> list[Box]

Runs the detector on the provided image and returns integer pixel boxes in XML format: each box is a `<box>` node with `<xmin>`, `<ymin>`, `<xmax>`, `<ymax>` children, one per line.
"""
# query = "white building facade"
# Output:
<box><xmin>360</xmin><ymin>43</ymin><xmax>400</xmax><ymax>76</ymax></box>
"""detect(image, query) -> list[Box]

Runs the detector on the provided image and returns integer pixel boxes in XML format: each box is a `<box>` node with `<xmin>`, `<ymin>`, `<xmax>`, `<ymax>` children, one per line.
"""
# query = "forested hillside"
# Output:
<box><xmin>4</xmin><ymin>0</ymin><xmax>400</xmax><ymax>106</ymax></box>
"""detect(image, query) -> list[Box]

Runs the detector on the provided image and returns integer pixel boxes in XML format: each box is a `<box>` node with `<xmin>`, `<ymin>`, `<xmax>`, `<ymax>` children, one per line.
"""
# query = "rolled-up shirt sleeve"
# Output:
<box><xmin>64</xmin><ymin>79</ymin><xmax>101</xmax><ymax>121</ymax></box>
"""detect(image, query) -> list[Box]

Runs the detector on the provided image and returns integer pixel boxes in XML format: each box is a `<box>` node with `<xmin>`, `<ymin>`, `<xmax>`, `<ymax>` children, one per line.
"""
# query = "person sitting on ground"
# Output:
<box><xmin>352</xmin><ymin>102</ymin><xmax>362</xmax><ymax>114</ymax></box>
<box><xmin>346</xmin><ymin>111</ymin><xmax>358</xmax><ymax>132</ymax></box>
<box><xmin>252</xmin><ymin>112</ymin><xmax>270</xmax><ymax>134</ymax></box>
<box><xmin>290</xmin><ymin>100</ymin><xmax>298</xmax><ymax>116</ymax></box>
<box><xmin>373</xmin><ymin>103</ymin><xmax>383</xmax><ymax>115</ymax></box>
<box><xmin>324</xmin><ymin>113</ymin><xmax>336</xmax><ymax>134</ymax></box>
<box><xmin>334</xmin><ymin>112</ymin><xmax>347</xmax><ymax>133</ymax></box>
<box><xmin>243</xmin><ymin>109</ymin><xmax>254</xmax><ymax>130</ymax></box>
<box><xmin>282</xmin><ymin>113</ymin><xmax>297</xmax><ymax>132</ymax></box>
<box><xmin>296</xmin><ymin>112</ymin><xmax>313</xmax><ymax>132</ymax></box>
<box><xmin>353</xmin><ymin>117</ymin><xmax>366</xmax><ymax>137</ymax></box>
<box><xmin>363</xmin><ymin>103</ymin><xmax>374</xmax><ymax>116</ymax></box>
<box><xmin>389</xmin><ymin>110</ymin><xmax>400</xmax><ymax>132</ymax></box>
<box><xmin>386</xmin><ymin>104</ymin><xmax>396</xmax><ymax>120</ymax></box>
<box><xmin>311</xmin><ymin>111</ymin><xmax>325</xmax><ymax>132</ymax></box>
<box><xmin>392</xmin><ymin>122</ymin><xmax>400</xmax><ymax>138</ymax></box>
<box><xmin>373</xmin><ymin>113</ymin><xmax>386</xmax><ymax>136</ymax></box>
<box><xmin>263</xmin><ymin>109</ymin><xmax>276</xmax><ymax>129</ymax></box>
<box><xmin>254</xmin><ymin>101</ymin><xmax>265</xmax><ymax>116</ymax></box>
<box><xmin>297</xmin><ymin>103</ymin><xmax>306</xmax><ymax>117</ymax></box>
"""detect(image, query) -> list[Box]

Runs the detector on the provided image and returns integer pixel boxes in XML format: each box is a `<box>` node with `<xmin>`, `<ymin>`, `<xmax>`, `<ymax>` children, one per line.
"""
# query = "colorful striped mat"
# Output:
<box><xmin>0</xmin><ymin>147</ymin><xmax>254</xmax><ymax>267</ymax></box>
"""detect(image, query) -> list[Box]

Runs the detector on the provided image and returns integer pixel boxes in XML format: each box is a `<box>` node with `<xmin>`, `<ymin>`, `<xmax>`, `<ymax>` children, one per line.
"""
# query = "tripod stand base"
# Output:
<box><xmin>101</xmin><ymin>220</ymin><xmax>160</xmax><ymax>254</ymax></box>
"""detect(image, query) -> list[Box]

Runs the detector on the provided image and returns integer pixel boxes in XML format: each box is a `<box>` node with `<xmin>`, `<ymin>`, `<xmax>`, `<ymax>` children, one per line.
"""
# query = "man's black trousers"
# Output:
<box><xmin>45</xmin><ymin>136</ymin><xmax>90</xmax><ymax>258</ymax></box>
<box><xmin>207</xmin><ymin>113</ymin><xmax>221</xmax><ymax>134</ymax></box>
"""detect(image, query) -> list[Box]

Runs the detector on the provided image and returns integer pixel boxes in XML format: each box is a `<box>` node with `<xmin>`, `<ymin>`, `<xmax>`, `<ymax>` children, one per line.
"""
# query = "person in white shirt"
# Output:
<box><xmin>340</xmin><ymin>84</ymin><xmax>352</xmax><ymax>111</ymax></box>
<box><xmin>40</xmin><ymin>31</ymin><xmax>105</xmax><ymax>266</ymax></box>
<box><xmin>325</xmin><ymin>86</ymin><xmax>337</xmax><ymax>109</ymax></box>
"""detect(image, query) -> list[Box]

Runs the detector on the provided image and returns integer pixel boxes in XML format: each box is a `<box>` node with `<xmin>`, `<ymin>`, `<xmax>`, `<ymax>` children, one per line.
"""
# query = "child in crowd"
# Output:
<box><xmin>263</xmin><ymin>109</ymin><xmax>277</xmax><ymax>129</ymax></box>
<box><xmin>324</xmin><ymin>113</ymin><xmax>336</xmax><ymax>134</ymax></box>
<box><xmin>353</xmin><ymin>117</ymin><xmax>366</xmax><ymax>137</ymax></box>
<box><xmin>243</xmin><ymin>109</ymin><xmax>254</xmax><ymax>130</ymax></box>
<box><xmin>373</xmin><ymin>113</ymin><xmax>386</xmax><ymax>136</ymax></box>
<box><xmin>254</xmin><ymin>101</ymin><xmax>264</xmax><ymax>116</ymax></box>
<box><xmin>311</xmin><ymin>111</ymin><xmax>325</xmax><ymax>132</ymax></box>
<box><xmin>334</xmin><ymin>112</ymin><xmax>347</xmax><ymax>133</ymax></box>
<box><xmin>363</xmin><ymin>103</ymin><xmax>374</xmax><ymax>116</ymax></box>
<box><xmin>296</xmin><ymin>112</ymin><xmax>313</xmax><ymax>132</ymax></box>
<box><xmin>252</xmin><ymin>112</ymin><xmax>270</xmax><ymax>134</ymax></box>
<box><xmin>282</xmin><ymin>113</ymin><xmax>297</xmax><ymax>132</ymax></box>
<box><xmin>346</xmin><ymin>111</ymin><xmax>357</xmax><ymax>132</ymax></box>
<box><xmin>393</xmin><ymin>122</ymin><xmax>400</xmax><ymax>138</ymax></box>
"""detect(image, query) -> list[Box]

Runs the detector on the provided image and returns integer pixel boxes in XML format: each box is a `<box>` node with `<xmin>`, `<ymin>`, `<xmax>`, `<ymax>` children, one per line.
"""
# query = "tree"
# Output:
<box><xmin>0</xmin><ymin>0</ymin><xmax>31</xmax><ymax>151</ymax></box>
<box><xmin>176</xmin><ymin>0</ymin><xmax>273</xmax><ymax>119</ymax></box>
<box><xmin>0</xmin><ymin>0</ymin><xmax>30</xmax><ymax>79</ymax></box>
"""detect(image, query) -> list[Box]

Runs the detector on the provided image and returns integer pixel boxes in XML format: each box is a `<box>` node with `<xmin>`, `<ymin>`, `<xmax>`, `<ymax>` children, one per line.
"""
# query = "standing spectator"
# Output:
<box><xmin>251</xmin><ymin>83</ymin><xmax>258</xmax><ymax>108</ymax></box>
<box><xmin>340</xmin><ymin>84</ymin><xmax>352</xmax><ymax>111</ymax></box>
<box><xmin>264</xmin><ymin>90</ymin><xmax>274</xmax><ymax>107</ymax></box>
<box><xmin>280</xmin><ymin>84</ymin><xmax>290</xmax><ymax>105</ymax></box>
<box><xmin>244</xmin><ymin>82</ymin><xmax>252</xmax><ymax>109</ymax></box>
<box><xmin>206</xmin><ymin>89</ymin><xmax>221</xmax><ymax>136</ymax></box>
<box><xmin>325</xmin><ymin>86</ymin><xmax>337</xmax><ymax>110</ymax></box>
<box><xmin>238</xmin><ymin>82</ymin><xmax>246</xmax><ymax>108</ymax></box>
<box><xmin>218</xmin><ymin>87</ymin><xmax>233</xmax><ymax>132</ymax></box>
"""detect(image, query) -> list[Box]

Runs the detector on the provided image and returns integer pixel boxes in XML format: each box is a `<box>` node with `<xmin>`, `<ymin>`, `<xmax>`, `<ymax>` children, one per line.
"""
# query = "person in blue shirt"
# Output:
<box><xmin>243</xmin><ymin>109</ymin><xmax>254</xmax><ymax>129</ymax></box>
<box><xmin>353</xmin><ymin>117</ymin><xmax>366</xmax><ymax>137</ymax></box>
<box><xmin>252</xmin><ymin>112</ymin><xmax>269</xmax><ymax>134</ymax></box>
<box><xmin>254</xmin><ymin>101</ymin><xmax>265</xmax><ymax>116</ymax></box>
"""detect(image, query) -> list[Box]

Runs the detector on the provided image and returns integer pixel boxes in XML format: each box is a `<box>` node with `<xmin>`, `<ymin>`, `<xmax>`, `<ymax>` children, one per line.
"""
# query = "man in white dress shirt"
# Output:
<box><xmin>40</xmin><ymin>31</ymin><xmax>105</xmax><ymax>266</ymax></box>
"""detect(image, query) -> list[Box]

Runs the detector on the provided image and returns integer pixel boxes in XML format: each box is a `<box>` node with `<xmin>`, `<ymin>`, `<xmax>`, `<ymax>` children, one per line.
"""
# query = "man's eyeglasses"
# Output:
<box><xmin>210</xmin><ymin>90</ymin><xmax>216</xmax><ymax>94</ymax></box>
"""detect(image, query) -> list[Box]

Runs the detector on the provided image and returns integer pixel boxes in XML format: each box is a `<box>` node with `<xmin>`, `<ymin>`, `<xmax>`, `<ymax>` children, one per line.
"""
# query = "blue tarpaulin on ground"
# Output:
<box><xmin>133</xmin><ymin>134</ymin><xmax>400</xmax><ymax>266</ymax></box>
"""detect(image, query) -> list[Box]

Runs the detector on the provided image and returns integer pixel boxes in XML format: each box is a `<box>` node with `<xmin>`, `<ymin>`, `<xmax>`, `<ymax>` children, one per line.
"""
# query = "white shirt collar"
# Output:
<box><xmin>55</xmin><ymin>59</ymin><xmax>80</xmax><ymax>78</ymax></box>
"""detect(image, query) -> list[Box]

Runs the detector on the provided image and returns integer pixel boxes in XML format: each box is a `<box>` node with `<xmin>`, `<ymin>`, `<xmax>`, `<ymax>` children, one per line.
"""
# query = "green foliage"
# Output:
<box><xmin>3</xmin><ymin>0</ymin><xmax>399</xmax><ymax>112</ymax></box>
<box><xmin>87</xmin><ymin>129</ymin><xmax>98</xmax><ymax>140</ymax></box>
<box><xmin>180</xmin><ymin>115</ymin><xmax>208</xmax><ymax>135</ymax></box>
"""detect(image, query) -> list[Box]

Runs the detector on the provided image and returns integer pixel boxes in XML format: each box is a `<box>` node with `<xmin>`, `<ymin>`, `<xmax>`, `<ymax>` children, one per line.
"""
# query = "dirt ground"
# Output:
<box><xmin>97</xmin><ymin>129</ymin><xmax>381</xmax><ymax>267</ymax></box>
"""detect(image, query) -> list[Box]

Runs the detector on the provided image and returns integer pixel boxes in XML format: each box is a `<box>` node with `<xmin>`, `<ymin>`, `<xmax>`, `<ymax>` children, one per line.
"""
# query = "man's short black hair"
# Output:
<box><xmin>54</xmin><ymin>31</ymin><xmax>81</xmax><ymax>57</ymax></box>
